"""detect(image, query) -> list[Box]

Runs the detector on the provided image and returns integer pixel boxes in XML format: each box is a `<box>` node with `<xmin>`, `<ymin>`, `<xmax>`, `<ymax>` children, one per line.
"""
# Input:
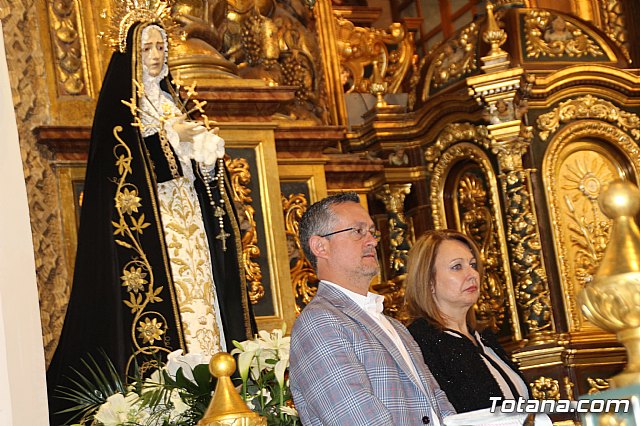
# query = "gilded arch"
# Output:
<box><xmin>542</xmin><ymin>119</ymin><xmax>640</xmax><ymax>332</ymax></box>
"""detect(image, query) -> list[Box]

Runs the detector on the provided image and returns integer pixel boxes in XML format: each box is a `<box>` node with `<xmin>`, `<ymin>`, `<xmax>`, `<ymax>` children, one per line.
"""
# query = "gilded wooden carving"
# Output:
<box><xmin>542</xmin><ymin>120</ymin><xmax>640</xmax><ymax>331</ymax></box>
<box><xmin>227</xmin><ymin>157</ymin><xmax>265</xmax><ymax>304</ymax></box>
<box><xmin>374</xmin><ymin>184</ymin><xmax>412</xmax><ymax>277</ymax></box>
<box><xmin>587</xmin><ymin>377</ymin><xmax>611</xmax><ymax>394</ymax></box>
<box><xmin>334</xmin><ymin>18</ymin><xmax>414</xmax><ymax>95</ymax></box>
<box><xmin>599</xmin><ymin>0</ymin><xmax>631</xmax><ymax>62</ymax></box>
<box><xmin>501</xmin><ymin>169</ymin><xmax>553</xmax><ymax>337</ymax></box>
<box><xmin>281</xmin><ymin>193</ymin><xmax>318</xmax><ymax>314</ymax></box>
<box><xmin>47</xmin><ymin>0</ymin><xmax>89</xmax><ymax>95</ymax></box>
<box><xmin>537</xmin><ymin>95</ymin><xmax>640</xmax><ymax>142</ymax></box>
<box><xmin>458</xmin><ymin>173</ymin><xmax>507</xmax><ymax>332</ymax></box>
<box><xmin>523</xmin><ymin>10</ymin><xmax>604</xmax><ymax>59</ymax></box>
<box><xmin>530</xmin><ymin>376</ymin><xmax>561</xmax><ymax>400</ymax></box>
<box><xmin>6</xmin><ymin>0</ymin><xmax>70</xmax><ymax>365</ymax></box>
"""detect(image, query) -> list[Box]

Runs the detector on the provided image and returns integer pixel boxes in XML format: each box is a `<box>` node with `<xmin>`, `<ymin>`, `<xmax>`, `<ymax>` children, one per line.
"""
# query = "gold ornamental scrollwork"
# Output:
<box><xmin>459</xmin><ymin>174</ymin><xmax>507</xmax><ymax>332</ymax></box>
<box><xmin>537</xmin><ymin>95</ymin><xmax>640</xmax><ymax>142</ymax></box>
<box><xmin>226</xmin><ymin>157</ymin><xmax>264</xmax><ymax>304</ymax></box>
<box><xmin>422</xmin><ymin>22</ymin><xmax>478</xmax><ymax>99</ymax></box>
<box><xmin>530</xmin><ymin>376</ymin><xmax>561</xmax><ymax>401</ymax></box>
<box><xmin>542</xmin><ymin>121</ymin><xmax>640</xmax><ymax>331</ymax></box>
<box><xmin>281</xmin><ymin>193</ymin><xmax>318</xmax><ymax>314</ymax></box>
<box><xmin>424</xmin><ymin>123</ymin><xmax>491</xmax><ymax>173</ymax></box>
<box><xmin>47</xmin><ymin>0</ymin><xmax>88</xmax><ymax>95</ymax></box>
<box><xmin>334</xmin><ymin>18</ymin><xmax>415</xmax><ymax>95</ymax></box>
<box><xmin>587</xmin><ymin>377</ymin><xmax>611</xmax><ymax>394</ymax></box>
<box><xmin>486</xmin><ymin>123</ymin><xmax>554</xmax><ymax>340</ymax></box>
<box><xmin>523</xmin><ymin>10</ymin><xmax>604</xmax><ymax>59</ymax></box>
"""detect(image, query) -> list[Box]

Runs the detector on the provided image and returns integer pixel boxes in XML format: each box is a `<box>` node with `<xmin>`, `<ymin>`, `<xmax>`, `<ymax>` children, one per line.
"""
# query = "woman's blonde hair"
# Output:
<box><xmin>404</xmin><ymin>229</ymin><xmax>483</xmax><ymax>330</ymax></box>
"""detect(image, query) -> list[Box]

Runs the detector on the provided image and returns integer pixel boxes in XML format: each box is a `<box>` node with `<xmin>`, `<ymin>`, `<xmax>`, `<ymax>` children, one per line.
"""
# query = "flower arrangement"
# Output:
<box><xmin>231</xmin><ymin>324</ymin><xmax>299</xmax><ymax>425</ymax></box>
<box><xmin>58</xmin><ymin>326</ymin><xmax>296</xmax><ymax>426</ymax></box>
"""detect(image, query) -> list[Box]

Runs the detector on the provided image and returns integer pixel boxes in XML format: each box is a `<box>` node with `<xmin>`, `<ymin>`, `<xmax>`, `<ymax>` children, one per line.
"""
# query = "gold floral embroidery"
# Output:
<box><xmin>137</xmin><ymin>317</ymin><xmax>164</xmax><ymax>344</ymax></box>
<box><xmin>115</xmin><ymin>187</ymin><xmax>142</xmax><ymax>214</ymax></box>
<box><xmin>121</xmin><ymin>266</ymin><xmax>148</xmax><ymax>293</ymax></box>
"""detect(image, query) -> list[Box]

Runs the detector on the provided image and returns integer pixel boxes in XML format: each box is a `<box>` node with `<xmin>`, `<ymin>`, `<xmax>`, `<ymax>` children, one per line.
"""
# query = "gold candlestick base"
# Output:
<box><xmin>579</xmin><ymin>180</ymin><xmax>640</xmax><ymax>388</ymax></box>
<box><xmin>198</xmin><ymin>352</ymin><xmax>267</xmax><ymax>426</ymax></box>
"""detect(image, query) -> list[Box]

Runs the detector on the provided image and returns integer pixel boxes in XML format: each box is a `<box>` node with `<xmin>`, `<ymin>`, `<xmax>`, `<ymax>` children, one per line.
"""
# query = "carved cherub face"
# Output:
<box><xmin>551</xmin><ymin>16</ymin><xmax>567</xmax><ymax>33</ymax></box>
<box><xmin>142</xmin><ymin>27</ymin><xmax>166</xmax><ymax>77</ymax></box>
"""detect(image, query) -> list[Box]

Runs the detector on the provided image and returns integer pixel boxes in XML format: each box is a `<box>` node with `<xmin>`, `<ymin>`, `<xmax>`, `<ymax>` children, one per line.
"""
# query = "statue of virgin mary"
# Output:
<box><xmin>46</xmin><ymin>15</ymin><xmax>256</xmax><ymax>425</ymax></box>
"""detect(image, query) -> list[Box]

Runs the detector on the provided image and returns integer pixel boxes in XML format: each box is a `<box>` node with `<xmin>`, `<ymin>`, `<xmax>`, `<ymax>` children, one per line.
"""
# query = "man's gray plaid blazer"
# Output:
<box><xmin>290</xmin><ymin>283</ymin><xmax>456</xmax><ymax>425</ymax></box>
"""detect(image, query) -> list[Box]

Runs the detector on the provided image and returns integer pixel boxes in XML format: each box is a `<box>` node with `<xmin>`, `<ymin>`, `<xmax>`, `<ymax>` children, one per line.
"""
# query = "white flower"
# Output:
<box><xmin>231</xmin><ymin>339</ymin><xmax>262</xmax><ymax>382</ymax></box>
<box><xmin>169</xmin><ymin>389</ymin><xmax>190</xmax><ymax>416</ymax></box>
<box><xmin>166</xmin><ymin>349</ymin><xmax>211</xmax><ymax>384</ymax></box>
<box><xmin>281</xmin><ymin>405</ymin><xmax>299</xmax><ymax>417</ymax></box>
<box><xmin>94</xmin><ymin>392</ymin><xmax>141</xmax><ymax>426</ymax></box>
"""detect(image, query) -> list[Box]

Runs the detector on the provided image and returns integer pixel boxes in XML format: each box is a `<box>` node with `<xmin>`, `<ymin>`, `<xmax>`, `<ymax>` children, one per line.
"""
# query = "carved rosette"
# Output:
<box><xmin>48</xmin><ymin>0</ymin><xmax>88</xmax><ymax>95</ymax></box>
<box><xmin>524</xmin><ymin>10</ymin><xmax>604</xmax><ymax>59</ymax></box>
<box><xmin>281</xmin><ymin>193</ymin><xmax>318</xmax><ymax>314</ymax></box>
<box><xmin>226</xmin><ymin>158</ymin><xmax>264</xmax><ymax>304</ymax></box>
<box><xmin>537</xmin><ymin>95</ymin><xmax>640</xmax><ymax>142</ymax></box>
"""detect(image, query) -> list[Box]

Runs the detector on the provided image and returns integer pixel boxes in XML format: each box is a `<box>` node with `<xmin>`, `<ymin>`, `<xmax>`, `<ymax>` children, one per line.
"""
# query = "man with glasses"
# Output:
<box><xmin>289</xmin><ymin>192</ymin><xmax>455</xmax><ymax>425</ymax></box>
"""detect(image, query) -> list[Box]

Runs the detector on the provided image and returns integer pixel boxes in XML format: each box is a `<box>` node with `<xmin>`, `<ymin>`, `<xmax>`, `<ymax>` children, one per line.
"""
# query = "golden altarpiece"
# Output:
<box><xmin>4</xmin><ymin>0</ymin><xmax>640</xmax><ymax>422</ymax></box>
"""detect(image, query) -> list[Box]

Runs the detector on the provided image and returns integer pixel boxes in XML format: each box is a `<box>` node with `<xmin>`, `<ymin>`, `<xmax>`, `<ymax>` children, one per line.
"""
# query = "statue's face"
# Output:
<box><xmin>142</xmin><ymin>27</ymin><xmax>165</xmax><ymax>77</ymax></box>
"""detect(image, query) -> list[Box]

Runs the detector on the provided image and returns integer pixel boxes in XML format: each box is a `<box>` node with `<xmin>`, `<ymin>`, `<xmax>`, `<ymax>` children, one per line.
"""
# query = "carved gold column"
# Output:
<box><xmin>491</xmin><ymin>126</ymin><xmax>555</xmax><ymax>342</ymax></box>
<box><xmin>467</xmin><ymin>4</ymin><xmax>554</xmax><ymax>342</ymax></box>
<box><xmin>372</xmin><ymin>183</ymin><xmax>412</xmax><ymax>321</ymax></box>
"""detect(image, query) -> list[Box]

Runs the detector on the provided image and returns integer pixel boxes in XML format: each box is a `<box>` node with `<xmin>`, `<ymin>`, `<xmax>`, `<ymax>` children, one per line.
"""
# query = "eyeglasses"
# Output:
<box><xmin>319</xmin><ymin>226</ymin><xmax>381</xmax><ymax>241</ymax></box>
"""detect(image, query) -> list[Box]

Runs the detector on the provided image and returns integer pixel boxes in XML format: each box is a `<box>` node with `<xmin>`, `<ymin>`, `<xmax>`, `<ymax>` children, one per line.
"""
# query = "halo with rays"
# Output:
<box><xmin>101</xmin><ymin>0</ymin><xmax>175</xmax><ymax>53</ymax></box>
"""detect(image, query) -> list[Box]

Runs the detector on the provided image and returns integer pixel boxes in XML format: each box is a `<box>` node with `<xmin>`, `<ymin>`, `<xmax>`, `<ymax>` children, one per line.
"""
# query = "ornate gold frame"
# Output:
<box><xmin>542</xmin><ymin>118</ymin><xmax>640</xmax><ymax>333</ymax></box>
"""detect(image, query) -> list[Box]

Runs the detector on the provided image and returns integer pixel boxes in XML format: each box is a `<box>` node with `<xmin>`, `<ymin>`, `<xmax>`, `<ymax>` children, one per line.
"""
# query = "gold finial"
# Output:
<box><xmin>103</xmin><ymin>0</ymin><xmax>174</xmax><ymax>52</ymax></box>
<box><xmin>370</xmin><ymin>60</ymin><xmax>388</xmax><ymax>108</ymax></box>
<box><xmin>483</xmin><ymin>2</ymin><xmax>507</xmax><ymax>57</ymax></box>
<box><xmin>579</xmin><ymin>180</ymin><xmax>640</xmax><ymax>388</ymax></box>
<box><xmin>198</xmin><ymin>352</ymin><xmax>267</xmax><ymax>426</ymax></box>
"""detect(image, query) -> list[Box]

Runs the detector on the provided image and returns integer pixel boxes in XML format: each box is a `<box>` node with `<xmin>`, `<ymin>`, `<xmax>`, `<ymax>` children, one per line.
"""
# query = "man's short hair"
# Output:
<box><xmin>299</xmin><ymin>192</ymin><xmax>361</xmax><ymax>270</ymax></box>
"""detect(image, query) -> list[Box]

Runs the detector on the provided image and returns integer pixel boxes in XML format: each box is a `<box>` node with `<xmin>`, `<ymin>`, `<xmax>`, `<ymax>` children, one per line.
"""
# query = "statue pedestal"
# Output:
<box><xmin>579</xmin><ymin>384</ymin><xmax>640</xmax><ymax>425</ymax></box>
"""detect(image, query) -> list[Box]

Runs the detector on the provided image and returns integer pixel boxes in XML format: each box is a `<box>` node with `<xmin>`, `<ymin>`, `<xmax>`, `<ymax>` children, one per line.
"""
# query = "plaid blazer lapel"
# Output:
<box><xmin>317</xmin><ymin>283</ymin><xmax>429</xmax><ymax>397</ymax></box>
